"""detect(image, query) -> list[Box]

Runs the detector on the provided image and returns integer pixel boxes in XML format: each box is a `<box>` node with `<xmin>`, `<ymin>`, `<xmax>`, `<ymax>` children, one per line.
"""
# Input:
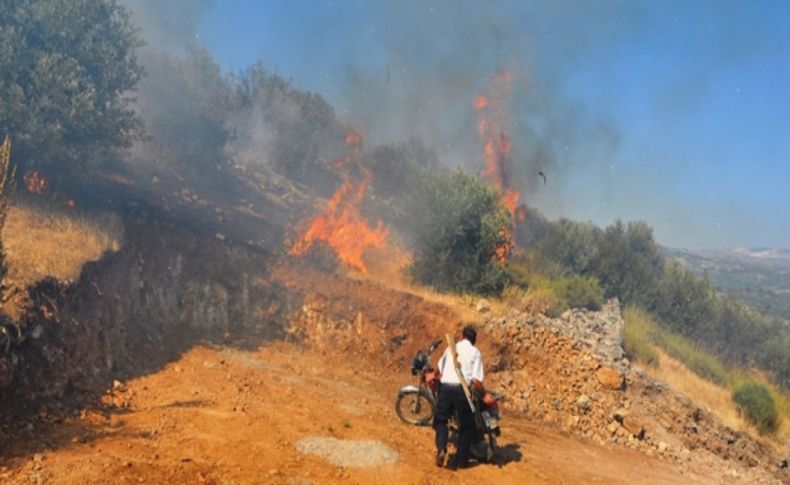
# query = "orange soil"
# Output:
<box><xmin>0</xmin><ymin>343</ymin><xmax>719</xmax><ymax>485</ymax></box>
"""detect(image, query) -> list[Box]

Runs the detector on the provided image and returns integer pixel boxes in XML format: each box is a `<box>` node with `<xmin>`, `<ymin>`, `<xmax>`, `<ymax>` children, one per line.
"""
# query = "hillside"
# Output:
<box><xmin>0</xmin><ymin>3</ymin><xmax>788</xmax><ymax>482</ymax></box>
<box><xmin>665</xmin><ymin>247</ymin><xmax>790</xmax><ymax>322</ymax></box>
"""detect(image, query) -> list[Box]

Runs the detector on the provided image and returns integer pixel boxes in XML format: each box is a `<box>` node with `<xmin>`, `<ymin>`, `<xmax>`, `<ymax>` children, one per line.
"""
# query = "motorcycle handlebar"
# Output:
<box><xmin>428</xmin><ymin>339</ymin><xmax>443</xmax><ymax>354</ymax></box>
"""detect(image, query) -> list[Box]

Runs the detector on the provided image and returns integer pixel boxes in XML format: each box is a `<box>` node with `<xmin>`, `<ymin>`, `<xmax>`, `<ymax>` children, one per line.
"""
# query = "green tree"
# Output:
<box><xmin>537</xmin><ymin>218</ymin><xmax>601</xmax><ymax>275</ymax></box>
<box><xmin>0</xmin><ymin>0</ymin><xmax>144</xmax><ymax>175</ymax></box>
<box><xmin>651</xmin><ymin>261</ymin><xmax>716</xmax><ymax>336</ymax></box>
<box><xmin>591</xmin><ymin>220</ymin><xmax>664</xmax><ymax>305</ymax></box>
<box><xmin>399</xmin><ymin>169</ymin><xmax>511</xmax><ymax>295</ymax></box>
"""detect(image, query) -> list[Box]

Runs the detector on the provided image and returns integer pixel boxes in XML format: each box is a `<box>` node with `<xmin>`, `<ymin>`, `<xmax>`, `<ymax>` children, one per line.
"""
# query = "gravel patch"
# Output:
<box><xmin>295</xmin><ymin>437</ymin><xmax>399</xmax><ymax>467</ymax></box>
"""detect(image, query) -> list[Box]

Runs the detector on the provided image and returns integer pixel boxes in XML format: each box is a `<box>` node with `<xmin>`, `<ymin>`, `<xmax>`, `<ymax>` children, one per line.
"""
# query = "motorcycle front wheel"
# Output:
<box><xmin>395</xmin><ymin>388</ymin><xmax>436</xmax><ymax>426</ymax></box>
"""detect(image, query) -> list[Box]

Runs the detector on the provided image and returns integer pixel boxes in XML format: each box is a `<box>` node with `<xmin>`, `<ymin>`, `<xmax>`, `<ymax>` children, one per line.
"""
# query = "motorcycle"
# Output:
<box><xmin>395</xmin><ymin>339</ymin><xmax>500</xmax><ymax>463</ymax></box>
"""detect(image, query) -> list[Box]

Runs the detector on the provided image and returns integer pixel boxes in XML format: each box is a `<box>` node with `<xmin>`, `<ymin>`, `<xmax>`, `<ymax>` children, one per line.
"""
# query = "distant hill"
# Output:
<box><xmin>664</xmin><ymin>247</ymin><xmax>790</xmax><ymax>321</ymax></box>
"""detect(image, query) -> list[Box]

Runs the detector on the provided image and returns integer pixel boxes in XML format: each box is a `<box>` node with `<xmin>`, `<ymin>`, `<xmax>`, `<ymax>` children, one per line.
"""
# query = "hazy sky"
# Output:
<box><xmin>127</xmin><ymin>0</ymin><xmax>790</xmax><ymax>250</ymax></box>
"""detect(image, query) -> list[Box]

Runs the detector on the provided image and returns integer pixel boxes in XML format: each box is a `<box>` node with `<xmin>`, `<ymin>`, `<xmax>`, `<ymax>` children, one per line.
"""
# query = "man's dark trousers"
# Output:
<box><xmin>434</xmin><ymin>383</ymin><xmax>476</xmax><ymax>467</ymax></box>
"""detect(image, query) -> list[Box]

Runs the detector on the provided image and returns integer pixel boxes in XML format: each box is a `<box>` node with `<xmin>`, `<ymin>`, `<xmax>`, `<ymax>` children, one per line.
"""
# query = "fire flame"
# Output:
<box><xmin>475</xmin><ymin>70</ymin><xmax>522</xmax><ymax>263</ymax></box>
<box><xmin>290</xmin><ymin>132</ymin><xmax>389</xmax><ymax>273</ymax></box>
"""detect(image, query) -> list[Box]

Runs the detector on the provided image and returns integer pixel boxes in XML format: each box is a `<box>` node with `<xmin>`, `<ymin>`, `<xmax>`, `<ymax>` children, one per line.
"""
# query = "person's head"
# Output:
<box><xmin>462</xmin><ymin>325</ymin><xmax>477</xmax><ymax>345</ymax></box>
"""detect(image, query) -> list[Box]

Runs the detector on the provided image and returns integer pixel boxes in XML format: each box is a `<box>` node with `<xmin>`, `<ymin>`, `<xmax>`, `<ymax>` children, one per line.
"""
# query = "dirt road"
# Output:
<box><xmin>0</xmin><ymin>343</ymin><xmax>722</xmax><ymax>484</ymax></box>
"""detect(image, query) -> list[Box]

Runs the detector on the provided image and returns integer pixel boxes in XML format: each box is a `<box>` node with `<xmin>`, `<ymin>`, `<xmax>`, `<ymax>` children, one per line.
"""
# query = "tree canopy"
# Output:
<box><xmin>0</xmin><ymin>0</ymin><xmax>144</xmax><ymax>175</ymax></box>
<box><xmin>399</xmin><ymin>169</ymin><xmax>512</xmax><ymax>295</ymax></box>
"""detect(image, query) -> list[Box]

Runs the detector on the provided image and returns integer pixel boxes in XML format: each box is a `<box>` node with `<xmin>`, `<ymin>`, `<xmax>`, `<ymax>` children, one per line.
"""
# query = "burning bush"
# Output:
<box><xmin>399</xmin><ymin>169</ymin><xmax>511</xmax><ymax>295</ymax></box>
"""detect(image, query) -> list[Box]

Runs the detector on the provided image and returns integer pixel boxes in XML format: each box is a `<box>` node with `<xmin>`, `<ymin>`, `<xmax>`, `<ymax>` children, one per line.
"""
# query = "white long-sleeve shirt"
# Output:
<box><xmin>437</xmin><ymin>339</ymin><xmax>484</xmax><ymax>385</ymax></box>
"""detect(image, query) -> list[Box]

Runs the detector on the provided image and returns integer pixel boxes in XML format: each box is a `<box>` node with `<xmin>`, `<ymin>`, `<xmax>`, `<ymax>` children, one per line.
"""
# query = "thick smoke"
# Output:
<box><xmin>331</xmin><ymin>1</ymin><xmax>626</xmax><ymax>218</ymax></box>
<box><xmin>123</xmin><ymin>0</ymin><xmax>214</xmax><ymax>55</ymax></box>
<box><xmin>122</xmin><ymin>0</ymin><xmax>347</xmax><ymax>191</ymax></box>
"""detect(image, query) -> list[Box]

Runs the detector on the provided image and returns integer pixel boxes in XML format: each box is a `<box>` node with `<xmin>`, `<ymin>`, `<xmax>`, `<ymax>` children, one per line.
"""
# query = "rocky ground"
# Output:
<box><xmin>0</xmin><ymin>344</ymin><xmax>727</xmax><ymax>485</ymax></box>
<box><xmin>479</xmin><ymin>299</ymin><xmax>788</xmax><ymax>483</ymax></box>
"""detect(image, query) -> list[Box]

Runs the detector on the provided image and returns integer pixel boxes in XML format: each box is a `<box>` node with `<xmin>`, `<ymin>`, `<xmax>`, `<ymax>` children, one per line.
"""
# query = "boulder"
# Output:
<box><xmin>622</xmin><ymin>416</ymin><xmax>646</xmax><ymax>440</ymax></box>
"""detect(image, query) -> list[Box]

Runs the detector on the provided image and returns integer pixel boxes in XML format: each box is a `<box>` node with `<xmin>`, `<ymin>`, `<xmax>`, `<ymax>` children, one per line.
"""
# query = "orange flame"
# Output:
<box><xmin>474</xmin><ymin>70</ymin><xmax>522</xmax><ymax>264</ymax></box>
<box><xmin>290</xmin><ymin>132</ymin><xmax>389</xmax><ymax>273</ymax></box>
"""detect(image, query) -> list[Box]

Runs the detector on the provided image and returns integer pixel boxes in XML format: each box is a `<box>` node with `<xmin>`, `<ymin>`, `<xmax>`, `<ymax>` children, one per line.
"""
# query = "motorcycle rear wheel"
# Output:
<box><xmin>395</xmin><ymin>388</ymin><xmax>436</xmax><ymax>426</ymax></box>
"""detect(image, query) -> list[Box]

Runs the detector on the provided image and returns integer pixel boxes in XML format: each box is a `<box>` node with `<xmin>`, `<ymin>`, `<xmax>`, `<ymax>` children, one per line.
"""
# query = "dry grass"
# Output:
<box><xmin>648</xmin><ymin>349</ymin><xmax>748</xmax><ymax>430</ymax></box>
<box><xmin>646</xmin><ymin>348</ymin><xmax>790</xmax><ymax>444</ymax></box>
<box><xmin>3</xmin><ymin>204</ymin><xmax>123</xmax><ymax>288</ymax></box>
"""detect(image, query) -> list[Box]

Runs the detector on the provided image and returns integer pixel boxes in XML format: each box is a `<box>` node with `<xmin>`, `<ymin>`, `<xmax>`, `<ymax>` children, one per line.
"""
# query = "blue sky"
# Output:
<box><xmin>129</xmin><ymin>0</ymin><xmax>790</xmax><ymax>250</ymax></box>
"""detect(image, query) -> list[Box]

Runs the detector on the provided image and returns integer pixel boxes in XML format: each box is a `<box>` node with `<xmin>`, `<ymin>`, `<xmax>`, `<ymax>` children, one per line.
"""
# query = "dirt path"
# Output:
<box><xmin>0</xmin><ymin>343</ymin><xmax>721</xmax><ymax>484</ymax></box>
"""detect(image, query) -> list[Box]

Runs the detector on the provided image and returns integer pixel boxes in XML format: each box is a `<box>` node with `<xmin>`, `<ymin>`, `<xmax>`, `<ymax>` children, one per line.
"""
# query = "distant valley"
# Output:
<box><xmin>665</xmin><ymin>247</ymin><xmax>790</xmax><ymax>322</ymax></box>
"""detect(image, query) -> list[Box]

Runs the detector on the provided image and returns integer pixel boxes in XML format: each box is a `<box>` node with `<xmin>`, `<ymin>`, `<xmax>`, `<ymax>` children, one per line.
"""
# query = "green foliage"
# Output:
<box><xmin>591</xmin><ymin>220</ymin><xmax>664</xmax><ymax>305</ymax></box>
<box><xmin>399</xmin><ymin>169</ymin><xmax>511</xmax><ymax>295</ymax></box>
<box><xmin>732</xmin><ymin>380</ymin><xmax>779</xmax><ymax>434</ymax></box>
<box><xmin>537</xmin><ymin>218</ymin><xmax>601</xmax><ymax>275</ymax></box>
<box><xmin>650</xmin><ymin>261</ymin><xmax>717</xmax><ymax>336</ymax></box>
<box><xmin>622</xmin><ymin>307</ymin><xmax>660</xmax><ymax>367</ymax></box>
<box><xmin>653</xmin><ymin>326</ymin><xmax>730</xmax><ymax>386</ymax></box>
<box><xmin>561</xmin><ymin>274</ymin><xmax>604</xmax><ymax>311</ymax></box>
<box><xmin>0</xmin><ymin>0</ymin><xmax>144</xmax><ymax>173</ymax></box>
<box><xmin>529</xmin><ymin>210</ymin><xmax>790</xmax><ymax>391</ymax></box>
<box><xmin>504</xmin><ymin>263</ymin><xmax>603</xmax><ymax>315</ymax></box>
<box><xmin>622</xmin><ymin>305</ymin><xmax>729</xmax><ymax>385</ymax></box>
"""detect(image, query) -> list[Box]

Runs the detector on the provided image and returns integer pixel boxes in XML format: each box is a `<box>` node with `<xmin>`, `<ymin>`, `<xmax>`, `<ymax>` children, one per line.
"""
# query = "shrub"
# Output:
<box><xmin>732</xmin><ymin>380</ymin><xmax>779</xmax><ymax>434</ymax></box>
<box><xmin>622</xmin><ymin>307</ymin><xmax>660</xmax><ymax>367</ymax></box>
<box><xmin>561</xmin><ymin>274</ymin><xmax>604</xmax><ymax>311</ymax></box>
<box><xmin>501</xmin><ymin>283</ymin><xmax>563</xmax><ymax>317</ymax></box>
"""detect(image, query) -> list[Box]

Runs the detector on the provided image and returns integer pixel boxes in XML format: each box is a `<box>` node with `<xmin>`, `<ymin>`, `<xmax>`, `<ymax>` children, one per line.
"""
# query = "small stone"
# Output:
<box><xmin>658</xmin><ymin>441</ymin><xmax>668</xmax><ymax>453</ymax></box>
<box><xmin>577</xmin><ymin>394</ymin><xmax>590</xmax><ymax>411</ymax></box>
<box><xmin>112</xmin><ymin>380</ymin><xmax>127</xmax><ymax>392</ymax></box>
<box><xmin>268</xmin><ymin>469</ymin><xmax>278</xmax><ymax>475</ymax></box>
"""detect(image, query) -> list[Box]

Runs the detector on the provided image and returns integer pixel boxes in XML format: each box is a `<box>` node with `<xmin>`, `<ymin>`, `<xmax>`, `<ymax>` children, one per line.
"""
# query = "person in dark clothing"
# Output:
<box><xmin>433</xmin><ymin>325</ymin><xmax>484</xmax><ymax>469</ymax></box>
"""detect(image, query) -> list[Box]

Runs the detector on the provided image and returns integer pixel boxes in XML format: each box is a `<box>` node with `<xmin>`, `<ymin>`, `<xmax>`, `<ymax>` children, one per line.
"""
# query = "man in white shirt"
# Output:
<box><xmin>433</xmin><ymin>325</ymin><xmax>484</xmax><ymax>469</ymax></box>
